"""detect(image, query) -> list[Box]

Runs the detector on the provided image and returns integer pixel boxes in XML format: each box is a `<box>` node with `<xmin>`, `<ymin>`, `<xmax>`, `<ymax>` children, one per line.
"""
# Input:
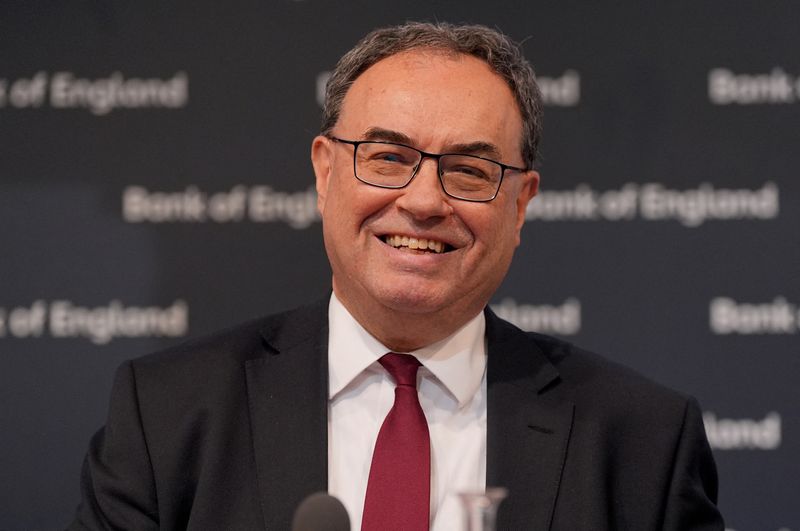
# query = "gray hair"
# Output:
<box><xmin>321</xmin><ymin>21</ymin><xmax>543</xmax><ymax>169</ymax></box>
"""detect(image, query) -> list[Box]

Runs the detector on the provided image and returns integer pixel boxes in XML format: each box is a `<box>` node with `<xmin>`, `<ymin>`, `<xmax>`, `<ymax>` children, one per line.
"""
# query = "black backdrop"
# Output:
<box><xmin>1</xmin><ymin>2</ymin><xmax>798</xmax><ymax>530</ymax></box>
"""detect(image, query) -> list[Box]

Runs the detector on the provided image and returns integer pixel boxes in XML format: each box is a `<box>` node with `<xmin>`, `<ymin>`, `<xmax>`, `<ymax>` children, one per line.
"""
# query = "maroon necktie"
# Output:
<box><xmin>361</xmin><ymin>353</ymin><xmax>431</xmax><ymax>531</ymax></box>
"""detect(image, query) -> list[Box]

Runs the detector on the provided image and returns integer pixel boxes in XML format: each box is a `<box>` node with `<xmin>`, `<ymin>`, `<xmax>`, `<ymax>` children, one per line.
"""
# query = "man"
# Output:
<box><xmin>70</xmin><ymin>22</ymin><xmax>723</xmax><ymax>530</ymax></box>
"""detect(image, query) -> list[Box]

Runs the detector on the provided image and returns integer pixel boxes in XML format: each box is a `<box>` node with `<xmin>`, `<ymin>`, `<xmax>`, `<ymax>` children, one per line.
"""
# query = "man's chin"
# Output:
<box><xmin>372</xmin><ymin>283</ymin><xmax>448</xmax><ymax>311</ymax></box>
<box><xmin>374</xmin><ymin>288</ymin><xmax>482</xmax><ymax>324</ymax></box>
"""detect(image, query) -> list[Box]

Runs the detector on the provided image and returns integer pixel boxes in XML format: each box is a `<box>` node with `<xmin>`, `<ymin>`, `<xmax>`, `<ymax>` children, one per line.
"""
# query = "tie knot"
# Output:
<box><xmin>379</xmin><ymin>353</ymin><xmax>421</xmax><ymax>387</ymax></box>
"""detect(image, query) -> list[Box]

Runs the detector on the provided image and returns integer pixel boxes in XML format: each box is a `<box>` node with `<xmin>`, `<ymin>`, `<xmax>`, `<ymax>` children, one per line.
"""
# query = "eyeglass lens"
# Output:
<box><xmin>355</xmin><ymin>142</ymin><xmax>502</xmax><ymax>201</ymax></box>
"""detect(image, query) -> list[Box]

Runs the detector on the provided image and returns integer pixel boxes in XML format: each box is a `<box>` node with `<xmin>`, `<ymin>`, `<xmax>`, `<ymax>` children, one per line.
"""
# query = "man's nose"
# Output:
<box><xmin>394</xmin><ymin>158</ymin><xmax>452</xmax><ymax>219</ymax></box>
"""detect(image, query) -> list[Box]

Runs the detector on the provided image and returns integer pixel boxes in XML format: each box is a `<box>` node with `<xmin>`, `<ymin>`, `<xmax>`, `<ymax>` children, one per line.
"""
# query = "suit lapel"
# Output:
<box><xmin>485</xmin><ymin>309</ymin><xmax>574</xmax><ymax>530</ymax></box>
<box><xmin>245</xmin><ymin>300</ymin><xmax>329</xmax><ymax>530</ymax></box>
<box><xmin>242</xmin><ymin>301</ymin><xmax>573</xmax><ymax>529</ymax></box>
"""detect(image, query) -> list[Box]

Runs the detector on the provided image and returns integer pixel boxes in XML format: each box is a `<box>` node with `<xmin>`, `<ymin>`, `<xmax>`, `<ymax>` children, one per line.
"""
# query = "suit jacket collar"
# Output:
<box><xmin>245</xmin><ymin>300</ymin><xmax>573</xmax><ymax>530</ymax></box>
<box><xmin>246</xmin><ymin>299</ymin><xmax>330</xmax><ymax>530</ymax></box>
<box><xmin>485</xmin><ymin>307</ymin><xmax>574</xmax><ymax>530</ymax></box>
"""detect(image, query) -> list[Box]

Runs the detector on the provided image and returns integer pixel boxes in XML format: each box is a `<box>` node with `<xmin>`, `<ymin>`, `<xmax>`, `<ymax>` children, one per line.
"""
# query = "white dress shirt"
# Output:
<box><xmin>327</xmin><ymin>293</ymin><xmax>487</xmax><ymax>530</ymax></box>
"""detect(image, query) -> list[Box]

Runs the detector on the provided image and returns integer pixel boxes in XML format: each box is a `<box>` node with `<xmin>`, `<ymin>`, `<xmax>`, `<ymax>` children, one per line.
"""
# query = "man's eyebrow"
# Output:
<box><xmin>362</xmin><ymin>127</ymin><xmax>413</xmax><ymax>144</ymax></box>
<box><xmin>362</xmin><ymin>127</ymin><xmax>504</xmax><ymax>160</ymax></box>
<box><xmin>444</xmin><ymin>141</ymin><xmax>502</xmax><ymax>161</ymax></box>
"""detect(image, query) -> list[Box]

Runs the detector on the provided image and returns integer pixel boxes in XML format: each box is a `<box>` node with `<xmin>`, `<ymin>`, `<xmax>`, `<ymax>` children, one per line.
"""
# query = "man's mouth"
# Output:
<box><xmin>382</xmin><ymin>234</ymin><xmax>451</xmax><ymax>254</ymax></box>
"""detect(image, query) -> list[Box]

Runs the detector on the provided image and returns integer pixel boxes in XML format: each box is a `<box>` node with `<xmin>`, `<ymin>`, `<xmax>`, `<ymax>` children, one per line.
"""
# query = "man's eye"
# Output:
<box><xmin>451</xmin><ymin>166</ymin><xmax>490</xmax><ymax>180</ymax></box>
<box><xmin>373</xmin><ymin>151</ymin><xmax>409</xmax><ymax>163</ymax></box>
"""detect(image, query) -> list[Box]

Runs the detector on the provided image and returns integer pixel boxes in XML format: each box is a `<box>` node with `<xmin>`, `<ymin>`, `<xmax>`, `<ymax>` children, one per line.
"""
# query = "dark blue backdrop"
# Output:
<box><xmin>1</xmin><ymin>2</ymin><xmax>797</xmax><ymax>529</ymax></box>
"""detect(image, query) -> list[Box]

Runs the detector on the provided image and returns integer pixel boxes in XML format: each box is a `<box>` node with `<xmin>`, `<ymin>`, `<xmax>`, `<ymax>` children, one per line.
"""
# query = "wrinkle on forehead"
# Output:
<box><xmin>360</xmin><ymin>126</ymin><xmax>503</xmax><ymax>161</ymax></box>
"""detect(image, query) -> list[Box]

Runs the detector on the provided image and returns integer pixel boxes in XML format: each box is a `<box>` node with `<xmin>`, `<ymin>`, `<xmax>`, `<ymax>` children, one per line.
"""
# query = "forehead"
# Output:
<box><xmin>337</xmin><ymin>50</ymin><xmax>524</xmax><ymax>158</ymax></box>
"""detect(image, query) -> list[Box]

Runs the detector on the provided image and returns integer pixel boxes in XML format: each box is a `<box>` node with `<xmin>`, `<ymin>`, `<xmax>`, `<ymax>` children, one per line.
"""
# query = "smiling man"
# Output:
<box><xmin>312</xmin><ymin>48</ymin><xmax>537</xmax><ymax>353</ymax></box>
<box><xmin>70</xmin><ymin>22</ymin><xmax>723</xmax><ymax>531</ymax></box>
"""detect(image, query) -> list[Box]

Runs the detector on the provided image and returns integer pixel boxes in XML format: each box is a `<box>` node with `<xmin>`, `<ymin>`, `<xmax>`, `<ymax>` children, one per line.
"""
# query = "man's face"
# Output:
<box><xmin>312</xmin><ymin>50</ymin><xmax>539</xmax><ymax>345</ymax></box>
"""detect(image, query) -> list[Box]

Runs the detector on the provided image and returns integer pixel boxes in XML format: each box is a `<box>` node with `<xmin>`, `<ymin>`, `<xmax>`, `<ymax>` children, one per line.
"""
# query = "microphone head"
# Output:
<box><xmin>291</xmin><ymin>492</ymin><xmax>351</xmax><ymax>531</ymax></box>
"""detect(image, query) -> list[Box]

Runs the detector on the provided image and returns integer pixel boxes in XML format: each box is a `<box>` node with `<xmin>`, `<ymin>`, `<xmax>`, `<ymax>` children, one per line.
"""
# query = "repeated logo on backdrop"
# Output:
<box><xmin>0</xmin><ymin>300</ymin><xmax>188</xmax><ymax>344</ymax></box>
<box><xmin>526</xmin><ymin>182</ymin><xmax>780</xmax><ymax>226</ymax></box>
<box><xmin>709</xmin><ymin>68</ymin><xmax>800</xmax><ymax>105</ymax></box>
<box><xmin>0</xmin><ymin>71</ymin><xmax>188</xmax><ymax>113</ymax></box>
<box><xmin>710</xmin><ymin>297</ymin><xmax>800</xmax><ymax>335</ymax></box>
<box><xmin>122</xmin><ymin>185</ymin><xmax>319</xmax><ymax>228</ymax></box>
<box><xmin>491</xmin><ymin>297</ymin><xmax>581</xmax><ymax>335</ymax></box>
<box><xmin>704</xmin><ymin>411</ymin><xmax>782</xmax><ymax>451</ymax></box>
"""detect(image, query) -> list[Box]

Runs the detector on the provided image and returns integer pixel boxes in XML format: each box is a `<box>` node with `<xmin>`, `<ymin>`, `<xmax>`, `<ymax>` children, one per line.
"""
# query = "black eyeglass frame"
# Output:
<box><xmin>328</xmin><ymin>136</ymin><xmax>528</xmax><ymax>202</ymax></box>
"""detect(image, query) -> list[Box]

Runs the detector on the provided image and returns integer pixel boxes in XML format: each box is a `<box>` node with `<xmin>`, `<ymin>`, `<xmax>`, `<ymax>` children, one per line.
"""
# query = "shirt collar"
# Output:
<box><xmin>328</xmin><ymin>292</ymin><xmax>486</xmax><ymax>408</ymax></box>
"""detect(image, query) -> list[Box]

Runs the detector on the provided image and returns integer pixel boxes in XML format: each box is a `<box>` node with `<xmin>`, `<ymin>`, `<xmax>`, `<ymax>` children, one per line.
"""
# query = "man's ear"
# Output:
<box><xmin>513</xmin><ymin>170</ymin><xmax>540</xmax><ymax>241</ymax></box>
<box><xmin>311</xmin><ymin>135</ymin><xmax>334</xmax><ymax>215</ymax></box>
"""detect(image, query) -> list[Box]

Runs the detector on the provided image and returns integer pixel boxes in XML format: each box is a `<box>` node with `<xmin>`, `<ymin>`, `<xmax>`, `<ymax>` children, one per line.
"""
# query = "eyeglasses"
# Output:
<box><xmin>328</xmin><ymin>136</ymin><xmax>527</xmax><ymax>202</ymax></box>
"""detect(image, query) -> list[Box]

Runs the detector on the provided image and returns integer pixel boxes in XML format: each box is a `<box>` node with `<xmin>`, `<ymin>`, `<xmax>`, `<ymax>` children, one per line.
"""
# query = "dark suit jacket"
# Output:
<box><xmin>69</xmin><ymin>298</ymin><xmax>723</xmax><ymax>530</ymax></box>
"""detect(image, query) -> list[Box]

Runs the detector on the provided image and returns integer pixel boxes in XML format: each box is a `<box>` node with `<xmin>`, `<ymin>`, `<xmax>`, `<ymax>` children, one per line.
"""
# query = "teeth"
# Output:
<box><xmin>384</xmin><ymin>235</ymin><xmax>445</xmax><ymax>253</ymax></box>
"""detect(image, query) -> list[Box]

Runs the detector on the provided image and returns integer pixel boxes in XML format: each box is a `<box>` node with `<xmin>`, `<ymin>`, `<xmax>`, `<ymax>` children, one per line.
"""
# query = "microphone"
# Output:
<box><xmin>291</xmin><ymin>492</ymin><xmax>351</xmax><ymax>531</ymax></box>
